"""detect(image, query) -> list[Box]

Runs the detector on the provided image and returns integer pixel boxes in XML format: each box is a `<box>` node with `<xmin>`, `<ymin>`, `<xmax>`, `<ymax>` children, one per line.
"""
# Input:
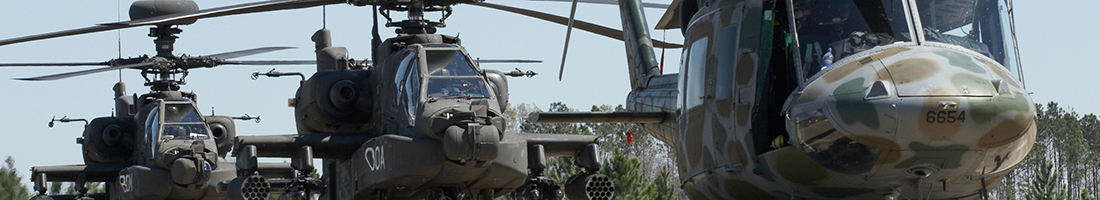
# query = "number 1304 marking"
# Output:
<box><xmin>926</xmin><ymin>110</ymin><xmax>966</xmax><ymax>123</ymax></box>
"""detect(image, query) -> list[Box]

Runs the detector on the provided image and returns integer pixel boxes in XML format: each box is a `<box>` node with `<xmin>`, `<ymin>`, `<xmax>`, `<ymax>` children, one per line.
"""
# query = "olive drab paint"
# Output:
<box><xmin>6</xmin><ymin>1</ymin><xmax>306</xmax><ymax>199</ymax></box>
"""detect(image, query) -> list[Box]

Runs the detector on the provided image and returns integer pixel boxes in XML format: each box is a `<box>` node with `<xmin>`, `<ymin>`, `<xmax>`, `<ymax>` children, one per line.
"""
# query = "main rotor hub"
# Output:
<box><xmin>378</xmin><ymin>0</ymin><xmax>456</xmax><ymax>34</ymax></box>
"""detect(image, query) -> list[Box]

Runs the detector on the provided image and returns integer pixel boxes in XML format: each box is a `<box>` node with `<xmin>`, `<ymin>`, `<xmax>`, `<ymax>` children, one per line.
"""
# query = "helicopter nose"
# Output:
<box><xmin>786</xmin><ymin>46</ymin><xmax>1035</xmax><ymax>177</ymax></box>
<box><xmin>171</xmin><ymin>157</ymin><xmax>212</xmax><ymax>185</ymax></box>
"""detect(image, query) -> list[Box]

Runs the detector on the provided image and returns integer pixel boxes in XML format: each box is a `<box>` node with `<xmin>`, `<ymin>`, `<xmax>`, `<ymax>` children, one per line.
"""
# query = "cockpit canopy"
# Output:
<box><xmin>391</xmin><ymin>44</ymin><xmax>494</xmax><ymax>125</ymax></box>
<box><xmin>916</xmin><ymin>0</ymin><xmax>1019</xmax><ymax>72</ymax></box>
<box><xmin>792</xmin><ymin>0</ymin><xmax>1020</xmax><ymax>78</ymax></box>
<box><xmin>424</xmin><ymin>49</ymin><xmax>492</xmax><ymax>99</ymax></box>
<box><xmin>146</xmin><ymin>101</ymin><xmax>210</xmax><ymax>142</ymax></box>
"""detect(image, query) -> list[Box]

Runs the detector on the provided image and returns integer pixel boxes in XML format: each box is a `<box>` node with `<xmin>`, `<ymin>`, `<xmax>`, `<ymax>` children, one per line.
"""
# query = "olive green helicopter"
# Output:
<box><xmin>0</xmin><ymin>1</ymin><xmax>331</xmax><ymax>199</ymax></box>
<box><xmin>232</xmin><ymin>0</ymin><xmax>620</xmax><ymax>199</ymax></box>
<box><xmin>1</xmin><ymin>0</ymin><xmax>657</xmax><ymax>199</ymax></box>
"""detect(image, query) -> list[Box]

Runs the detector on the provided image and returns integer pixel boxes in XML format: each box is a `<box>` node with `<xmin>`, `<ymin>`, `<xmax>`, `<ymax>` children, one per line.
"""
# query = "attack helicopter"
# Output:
<box><xmin>234</xmin><ymin>1</ymin><xmax>620</xmax><ymax>199</ymax></box>
<box><xmin>0</xmin><ymin>1</ymin><xmax>322</xmax><ymax>199</ymax></box>
<box><xmin>524</xmin><ymin>0</ymin><xmax>1035</xmax><ymax>199</ymax></box>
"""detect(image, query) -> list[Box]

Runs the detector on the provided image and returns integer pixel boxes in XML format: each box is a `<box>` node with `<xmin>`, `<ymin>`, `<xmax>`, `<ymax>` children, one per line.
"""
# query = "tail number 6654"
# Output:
<box><xmin>926</xmin><ymin>110</ymin><xmax>966</xmax><ymax>123</ymax></box>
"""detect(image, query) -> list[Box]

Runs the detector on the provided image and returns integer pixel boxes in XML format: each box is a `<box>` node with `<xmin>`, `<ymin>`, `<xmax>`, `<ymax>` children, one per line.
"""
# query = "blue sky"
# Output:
<box><xmin>0</xmin><ymin>0</ymin><xmax>1095</xmax><ymax>190</ymax></box>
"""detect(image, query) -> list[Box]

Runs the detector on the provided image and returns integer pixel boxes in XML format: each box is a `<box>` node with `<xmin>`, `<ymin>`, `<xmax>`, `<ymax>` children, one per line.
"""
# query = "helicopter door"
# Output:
<box><xmin>144</xmin><ymin>105</ymin><xmax>160</xmax><ymax>163</ymax></box>
<box><xmin>391</xmin><ymin>50</ymin><xmax>416</xmax><ymax>124</ymax></box>
<box><xmin>404</xmin><ymin>60</ymin><xmax>421</xmax><ymax>124</ymax></box>
<box><xmin>394</xmin><ymin>50</ymin><xmax>416</xmax><ymax>101</ymax></box>
<box><xmin>678</xmin><ymin>32</ymin><xmax>711</xmax><ymax>158</ymax></box>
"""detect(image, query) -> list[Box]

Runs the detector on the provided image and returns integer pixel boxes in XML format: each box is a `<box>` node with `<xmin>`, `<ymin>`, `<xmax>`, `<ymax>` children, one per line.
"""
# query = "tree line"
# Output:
<box><xmin>991</xmin><ymin>102</ymin><xmax>1100</xmax><ymax>200</ymax></box>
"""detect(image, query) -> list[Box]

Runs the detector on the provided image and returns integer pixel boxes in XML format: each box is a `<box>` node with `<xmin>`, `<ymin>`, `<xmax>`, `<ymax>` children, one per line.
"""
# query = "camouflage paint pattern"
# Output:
<box><xmin>728</xmin><ymin>42</ymin><xmax>1032</xmax><ymax>198</ymax></box>
<box><xmin>619</xmin><ymin>0</ymin><xmax>1034</xmax><ymax>199</ymax></box>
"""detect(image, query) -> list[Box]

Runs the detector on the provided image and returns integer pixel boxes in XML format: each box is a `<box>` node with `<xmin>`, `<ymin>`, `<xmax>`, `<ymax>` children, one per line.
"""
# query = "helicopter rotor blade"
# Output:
<box><xmin>529</xmin><ymin>0</ymin><xmax>670</xmax><ymax>9</ymax></box>
<box><xmin>654</xmin><ymin>0</ymin><xmax>683</xmax><ymax>30</ymax></box>
<box><xmin>0</xmin><ymin>0</ymin><xmax>343</xmax><ymax>47</ymax></box>
<box><xmin>477</xmin><ymin>59</ymin><xmax>543</xmax><ymax>64</ymax></box>
<box><xmin>0</xmin><ymin>62</ymin><xmax>107</xmax><ymax>67</ymax></box>
<box><xmin>557</xmin><ymin>0</ymin><xmax>580</xmax><ymax>81</ymax></box>
<box><xmin>204</xmin><ymin>47</ymin><xmax>297</xmax><ymax>60</ymax></box>
<box><xmin>469</xmin><ymin>2</ymin><xmax>682</xmax><ymax>48</ymax></box>
<box><xmin>14</xmin><ymin>62</ymin><xmax>154</xmax><ymax>81</ymax></box>
<box><xmin>220</xmin><ymin>60</ymin><xmax>317</xmax><ymax>65</ymax></box>
<box><xmin>0</xmin><ymin>26</ymin><xmax>121</xmax><ymax>47</ymax></box>
<box><xmin>104</xmin><ymin>0</ymin><xmax>344</xmax><ymax>27</ymax></box>
<box><xmin>533</xmin><ymin>0</ymin><xmax>681</xmax><ymax>29</ymax></box>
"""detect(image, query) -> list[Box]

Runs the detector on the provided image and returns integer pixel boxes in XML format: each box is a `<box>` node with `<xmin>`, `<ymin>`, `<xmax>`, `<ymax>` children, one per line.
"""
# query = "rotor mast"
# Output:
<box><xmin>383</xmin><ymin>0</ymin><xmax>451</xmax><ymax>35</ymax></box>
<box><xmin>150</xmin><ymin>25</ymin><xmax>181</xmax><ymax>58</ymax></box>
<box><xmin>145</xmin><ymin>25</ymin><xmax>184</xmax><ymax>91</ymax></box>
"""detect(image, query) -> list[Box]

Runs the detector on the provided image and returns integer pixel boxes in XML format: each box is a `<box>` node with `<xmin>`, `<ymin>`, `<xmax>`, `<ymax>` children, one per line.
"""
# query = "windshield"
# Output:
<box><xmin>159</xmin><ymin>103</ymin><xmax>209</xmax><ymax>140</ymax></box>
<box><xmin>161</xmin><ymin>123</ymin><xmax>210</xmax><ymax>140</ymax></box>
<box><xmin>423</xmin><ymin>49</ymin><xmax>491</xmax><ymax>99</ymax></box>
<box><xmin>917</xmin><ymin>0</ymin><xmax>1019</xmax><ymax>76</ymax></box>
<box><xmin>793</xmin><ymin>0</ymin><xmax>912</xmax><ymax>77</ymax></box>
<box><xmin>163</xmin><ymin>103</ymin><xmax>202</xmax><ymax>123</ymax></box>
<box><xmin>426</xmin><ymin>77</ymin><xmax>491</xmax><ymax>99</ymax></box>
<box><xmin>425</xmin><ymin>50</ymin><xmax>479</xmax><ymax>76</ymax></box>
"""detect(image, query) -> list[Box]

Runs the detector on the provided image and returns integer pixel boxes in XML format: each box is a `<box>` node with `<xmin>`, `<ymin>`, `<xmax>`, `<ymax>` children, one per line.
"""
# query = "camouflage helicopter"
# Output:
<box><xmin>523</xmin><ymin>0</ymin><xmax>1035</xmax><ymax>199</ymax></box>
<box><xmin>0</xmin><ymin>1</ymin><xmax>327</xmax><ymax>199</ymax></box>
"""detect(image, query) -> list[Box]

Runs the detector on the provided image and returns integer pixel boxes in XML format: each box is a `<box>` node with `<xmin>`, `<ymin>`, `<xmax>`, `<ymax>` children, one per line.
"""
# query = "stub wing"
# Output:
<box><xmin>27</xmin><ymin>164</ymin><xmax>127</xmax><ymax>200</ymax></box>
<box><xmin>235</xmin><ymin>133</ymin><xmax>373</xmax><ymax>159</ymax></box>
<box><xmin>31</xmin><ymin>164</ymin><xmax>130</xmax><ymax>182</ymax></box>
<box><xmin>513</xmin><ymin>132</ymin><xmax>600</xmax><ymax>157</ymax></box>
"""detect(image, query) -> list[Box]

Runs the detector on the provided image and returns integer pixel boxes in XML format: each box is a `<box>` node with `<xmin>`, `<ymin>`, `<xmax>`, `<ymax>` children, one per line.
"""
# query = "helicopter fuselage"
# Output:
<box><xmin>30</xmin><ymin>90</ymin><xmax>251</xmax><ymax>200</ymax></box>
<box><xmin>620</xmin><ymin>0</ymin><xmax>1035</xmax><ymax>199</ymax></box>
<box><xmin>240</xmin><ymin>34</ymin><xmax>607</xmax><ymax>199</ymax></box>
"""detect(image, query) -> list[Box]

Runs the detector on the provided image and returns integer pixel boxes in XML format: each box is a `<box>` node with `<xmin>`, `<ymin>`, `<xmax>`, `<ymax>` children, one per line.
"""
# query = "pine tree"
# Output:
<box><xmin>645</xmin><ymin>167</ymin><xmax>676</xmax><ymax>200</ymax></box>
<box><xmin>1028</xmin><ymin>159</ymin><xmax>1067</xmax><ymax>200</ymax></box>
<box><xmin>1</xmin><ymin>156</ymin><xmax>31</xmax><ymax>200</ymax></box>
<box><xmin>601</xmin><ymin>153</ymin><xmax>648</xmax><ymax>199</ymax></box>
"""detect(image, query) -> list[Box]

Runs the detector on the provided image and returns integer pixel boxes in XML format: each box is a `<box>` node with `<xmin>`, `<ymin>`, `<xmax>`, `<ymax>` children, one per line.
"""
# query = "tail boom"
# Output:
<box><xmin>617</xmin><ymin>0</ymin><xmax>661</xmax><ymax>89</ymax></box>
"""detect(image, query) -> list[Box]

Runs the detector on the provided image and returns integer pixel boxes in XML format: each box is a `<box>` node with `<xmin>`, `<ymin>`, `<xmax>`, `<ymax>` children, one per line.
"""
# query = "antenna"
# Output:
<box><xmin>117</xmin><ymin>0</ymin><xmax>121</xmax><ymax>59</ymax></box>
<box><xmin>372</xmin><ymin>5</ymin><xmax>381</xmax><ymax>63</ymax></box>
<box><xmin>117</xmin><ymin>0</ymin><xmax>123</xmax><ymax>82</ymax></box>
<box><xmin>323</xmin><ymin>5</ymin><xmax>327</xmax><ymax>28</ymax></box>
